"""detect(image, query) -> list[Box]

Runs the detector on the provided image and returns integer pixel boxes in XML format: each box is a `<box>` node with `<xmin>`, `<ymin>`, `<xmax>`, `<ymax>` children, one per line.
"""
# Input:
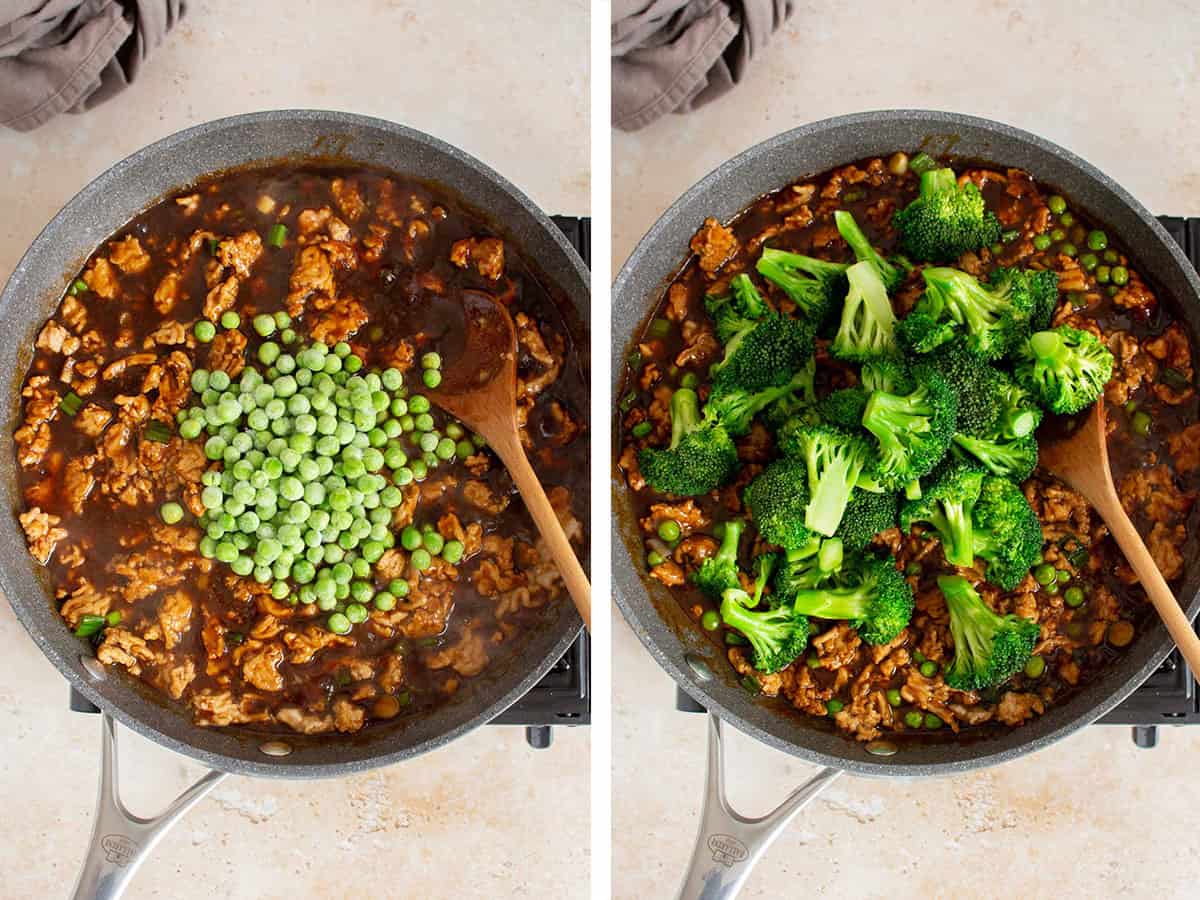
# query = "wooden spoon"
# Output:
<box><xmin>1039</xmin><ymin>398</ymin><xmax>1200</xmax><ymax>682</ymax></box>
<box><xmin>427</xmin><ymin>289</ymin><xmax>591</xmax><ymax>630</ymax></box>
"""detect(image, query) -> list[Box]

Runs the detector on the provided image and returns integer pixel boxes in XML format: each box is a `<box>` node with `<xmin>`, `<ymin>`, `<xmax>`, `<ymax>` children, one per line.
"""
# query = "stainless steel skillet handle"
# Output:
<box><xmin>70</xmin><ymin>713</ymin><xmax>226</xmax><ymax>900</ymax></box>
<box><xmin>676</xmin><ymin>714</ymin><xmax>842</xmax><ymax>900</ymax></box>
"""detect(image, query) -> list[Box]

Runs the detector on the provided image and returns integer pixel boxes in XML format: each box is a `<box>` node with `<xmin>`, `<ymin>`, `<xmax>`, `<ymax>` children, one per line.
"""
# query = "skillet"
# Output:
<box><xmin>611</xmin><ymin>110</ymin><xmax>1200</xmax><ymax>897</ymax></box>
<box><xmin>0</xmin><ymin>109</ymin><xmax>589</xmax><ymax>897</ymax></box>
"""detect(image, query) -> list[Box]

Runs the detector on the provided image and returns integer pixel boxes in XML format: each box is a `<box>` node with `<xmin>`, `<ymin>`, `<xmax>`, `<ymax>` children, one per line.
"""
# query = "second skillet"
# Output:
<box><xmin>611</xmin><ymin>110</ymin><xmax>1200</xmax><ymax>897</ymax></box>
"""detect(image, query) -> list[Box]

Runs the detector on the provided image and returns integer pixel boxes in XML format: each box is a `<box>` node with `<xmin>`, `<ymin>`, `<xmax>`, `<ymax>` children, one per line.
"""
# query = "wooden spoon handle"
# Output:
<box><xmin>492</xmin><ymin>434</ymin><xmax>591</xmax><ymax>630</ymax></box>
<box><xmin>1102</xmin><ymin>498</ymin><xmax>1200</xmax><ymax>679</ymax></box>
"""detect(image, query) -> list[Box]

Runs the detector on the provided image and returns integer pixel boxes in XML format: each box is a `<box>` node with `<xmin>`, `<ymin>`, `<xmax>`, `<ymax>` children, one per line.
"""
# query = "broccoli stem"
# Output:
<box><xmin>713</xmin><ymin>519</ymin><xmax>745</xmax><ymax>567</ymax></box>
<box><xmin>817</xmin><ymin>538</ymin><xmax>843</xmax><ymax>573</ymax></box>
<box><xmin>668</xmin><ymin>388</ymin><xmax>702</xmax><ymax>450</ymax></box>
<box><xmin>1002</xmin><ymin>407</ymin><xmax>1038</xmax><ymax>438</ymax></box>
<box><xmin>805</xmin><ymin>452</ymin><xmax>860</xmax><ymax>537</ymax></box>
<box><xmin>791</xmin><ymin>582</ymin><xmax>871</xmax><ymax>621</ymax></box>
<box><xmin>921</xmin><ymin>167</ymin><xmax>958</xmax><ymax>197</ymax></box>
<box><xmin>1030</xmin><ymin>330</ymin><xmax>1062</xmax><ymax>360</ymax></box>
<box><xmin>938</xmin><ymin>499</ymin><xmax>976</xmax><ymax>567</ymax></box>
<box><xmin>862</xmin><ymin>390</ymin><xmax>931</xmax><ymax>453</ymax></box>
<box><xmin>905</xmin><ymin>479</ymin><xmax>923</xmax><ymax>500</ymax></box>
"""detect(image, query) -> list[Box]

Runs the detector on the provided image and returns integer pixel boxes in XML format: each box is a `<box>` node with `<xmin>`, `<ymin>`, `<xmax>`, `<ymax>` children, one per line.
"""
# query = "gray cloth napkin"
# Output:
<box><xmin>612</xmin><ymin>0</ymin><xmax>792</xmax><ymax>132</ymax></box>
<box><xmin>0</xmin><ymin>0</ymin><xmax>185</xmax><ymax>132</ymax></box>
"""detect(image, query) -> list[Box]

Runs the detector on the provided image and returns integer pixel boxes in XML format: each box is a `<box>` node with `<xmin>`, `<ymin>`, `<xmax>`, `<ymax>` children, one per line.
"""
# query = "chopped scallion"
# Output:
<box><xmin>909</xmin><ymin>152</ymin><xmax>938</xmax><ymax>175</ymax></box>
<box><xmin>59</xmin><ymin>392</ymin><xmax>83</xmax><ymax>416</ymax></box>
<box><xmin>267</xmin><ymin>223</ymin><xmax>288</xmax><ymax>248</ymax></box>
<box><xmin>74</xmin><ymin>615</ymin><xmax>107</xmax><ymax>638</ymax></box>
<box><xmin>145</xmin><ymin>421</ymin><xmax>172</xmax><ymax>443</ymax></box>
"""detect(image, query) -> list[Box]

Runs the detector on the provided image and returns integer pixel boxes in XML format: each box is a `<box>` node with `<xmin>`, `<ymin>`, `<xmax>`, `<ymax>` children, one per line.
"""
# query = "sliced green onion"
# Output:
<box><xmin>207</xmin><ymin>238</ymin><xmax>220</xmax><ymax>256</ymax></box>
<box><xmin>267</xmin><ymin>223</ymin><xmax>288</xmax><ymax>248</ymax></box>
<box><xmin>647</xmin><ymin>318</ymin><xmax>672</xmax><ymax>339</ymax></box>
<box><xmin>145</xmin><ymin>421</ymin><xmax>172</xmax><ymax>443</ymax></box>
<box><xmin>59</xmin><ymin>392</ymin><xmax>83</xmax><ymax>417</ymax></box>
<box><xmin>105</xmin><ymin>611</ymin><xmax>123</xmax><ymax>626</ymax></box>
<box><xmin>74</xmin><ymin>615</ymin><xmax>107</xmax><ymax>638</ymax></box>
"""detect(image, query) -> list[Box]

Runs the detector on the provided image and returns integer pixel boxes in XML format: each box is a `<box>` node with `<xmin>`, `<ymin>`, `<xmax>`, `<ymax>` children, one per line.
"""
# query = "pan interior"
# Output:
<box><xmin>0</xmin><ymin>110</ymin><xmax>589</xmax><ymax>778</ymax></box>
<box><xmin>611</xmin><ymin>110</ymin><xmax>1200</xmax><ymax>777</ymax></box>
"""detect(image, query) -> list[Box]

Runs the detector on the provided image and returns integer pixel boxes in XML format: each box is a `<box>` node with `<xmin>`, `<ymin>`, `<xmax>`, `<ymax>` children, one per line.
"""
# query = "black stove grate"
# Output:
<box><xmin>68</xmin><ymin>216</ymin><xmax>593</xmax><ymax>750</ymax></box>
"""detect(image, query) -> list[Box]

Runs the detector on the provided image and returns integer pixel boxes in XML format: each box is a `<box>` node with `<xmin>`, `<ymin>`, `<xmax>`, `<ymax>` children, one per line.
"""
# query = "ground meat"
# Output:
<box><xmin>83</xmin><ymin>257</ymin><xmax>118</xmax><ymax>298</ymax></box>
<box><xmin>332</xmin><ymin>696</ymin><xmax>366</xmax><ymax>732</ymax></box>
<box><xmin>812</xmin><ymin>625</ymin><xmax>862</xmax><ymax>670</ymax></box>
<box><xmin>19</xmin><ymin>507</ymin><xmax>67</xmax><ymax>563</ymax></box>
<box><xmin>330</xmin><ymin>178</ymin><xmax>367</xmax><ymax>221</ymax></box>
<box><xmin>1112</xmin><ymin>271</ymin><xmax>1156</xmax><ymax>314</ymax></box>
<box><xmin>208</xmin><ymin>328</ymin><xmax>247</xmax><ymax>377</ymax></box>
<box><xmin>145</xmin><ymin>320</ymin><xmax>187</xmax><ymax>347</ymax></box>
<box><xmin>675</xmin><ymin>327</ymin><xmax>720</xmax><ymax>368</ymax></box>
<box><xmin>192</xmin><ymin>690</ymin><xmax>271</xmax><ymax>727</ymax></box>
<box><xmin>216</xmin><ymin>231</ymin><xmax>263</xmax><ymax>279</ymax></box>
<box><xmin>689</xmin><ymin>218</ymin><xmax>739</xmax><ymax>274</ymax></box>
<box><xmin>286</xmin><ymin>245</ymin><xmax>335</xmax><ymax>315</ymax></box>
<box><xmin>449</xmin><ymin>237</ymin><xmax>505</xmax><ymax>280</ymax></box>
<box><xmin>157</xmin><ymin>590</ymin><xmax>194</xmax><ymax>650</ymax></box>
<box><xmin>900</xmin><ymin>671</ymin><xmax>962</xmax><ymax>731</ymax></box>
<box><xmin>37</xmin><ymin>320</ymin><xmax>80</xmax><ymax>355</ymax></box>
<box><xmin>462</xmin><ymin>480</ymin><xmax>510</xmax><ymax>514</ymax></box>
<box><xmin>1105</xmin><ymin>330</ymin><xmax>1157</xmax><ymax>406</ymax></box>
<box><xmin>15</xmin><ymin>376</ymin><xmax>59</xmax><ymax>468</ymax></box>
<box><xmin>640</xmin><ymin>499</ymin><xmax>708</xmax><ymax>537</ymax></box>
<box><xmin>154</xmin><ymin>658</ymin><xmax>196</xmax><ymax>700</ymax></box>
<box><xmin>59</xmin><ymin>579</ymin><xmax>112</xmax><ymax>628</ymax></box>
<box><xmin>648</xmin><ymin>561</ymin><xmax>686</xmax><ymax>587</ymax></box>
<box><xmin>242</xmin><ymin>643</ymin><xmax>285</xmax><ymax>692</ymax></box>
<box><xmin>109</xmin><ymin>235</ymin><xmax>151</xmax><ymax>274</ymax></box>
<box><xmin>1118</xmin><ymin>464</ymin><xmax>1193</xmax><ymax>522</ymax></box>
<box><xmin>665</xmin><ymin>283</ymin><xmax>689</xmax><ymax>321</ymax></box>
<box><xmin>1167</xmin><ymin>423</ymin><xmax>1200</xmax><ymax>473</ymax></box>
<box><xmin>1147</xmin><ymin>522</ymin><xmax>1186</xmax><ymax>580</ymax></box>
<box><xmin>277</xmin><ymin>706</ymin><xmax>334</xmax><ymax>734</ymax></box>
<box><xmin>996</xmin><ymin>691</ymin><xmax>1045</xmax><ymax>726</ymax></box>
<box><xmin>283</xmin><ymin>625</ymin><xmax>353</xmax><ymax>665</ymax></box>
<box><xmin>62</xmin><ymin>456</ymin><xmax>96</xmax><ymax>512</ymax></box>
<box><xmin>426</xmin><ymin>627</ymin><xmax>492</xmax><ymax>677</ymax></box>
<box><xmin>110</xmin><ymin>550</ymin><xmax>185</xmax><ymax>602</ymax></box>
<box><xmin>203</xmin><ymin>276</ymin><xmax>239</xmax><ymax>321</ymax></box>
<box><xmin>153</xmin><ymin>272</ymin><xmax>182</xmax><ymax>314</ymax></box>
<box><xmin>308</xmin><ymin>296</ymin><xmax>368</xmax><ymax>344</ymax></box>
<box><xmin>96</xmin><ymin>628</ymin><xmax>159</xmax><ymax>677</ymax></box>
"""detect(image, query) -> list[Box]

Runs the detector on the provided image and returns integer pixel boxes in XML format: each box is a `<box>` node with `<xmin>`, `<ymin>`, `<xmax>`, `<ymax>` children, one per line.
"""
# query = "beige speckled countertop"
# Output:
<box><xmin>0</xmin><ymin>2</ymin><xmax>589</xmax><ymax>898</ymax></box>
<box><xmin>613</xmin><ymin>3</ymin><xmax>1200</xmax><ymax>898</ymax></box>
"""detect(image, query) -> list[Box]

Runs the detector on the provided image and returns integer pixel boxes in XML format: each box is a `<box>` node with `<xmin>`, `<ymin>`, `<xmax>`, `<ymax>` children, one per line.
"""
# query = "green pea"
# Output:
<box><xmin>422</xmin><ymin>369</ymin><xmax>442</xmax><ymax>389</ymax></box>
<box><xmin>389</xmin><ymin>579</ymin><xmax>410</xmax><ymax>598</ymax></box>
<box><xmin>657</xmin><ymin>520</ymin><xmax>682</xmax><ymax>542</ymax></box>
<box><xmin>220</xmin><ymin>310</ymin><xmax>241</xmax><ymax>330</ymax></box>
<box><xmin>327</xmin><ymin>612</ymin><xmax>352</xmax><ymax>634</ymax></box>
<box><xmin>1024</xmin><ymin>655</ymin><xmax>1046</xmax><ymax>678</ymax></box>
<box><xmin>1034</xmin><ymin>563</ymin><xmax>1056</xmax><ymax>586</ymax></box>
<box><xmin>1059</xmin><ymin>212</ymin><xmax>1075</xmax><ymax>227</ymax></box>
<box><xmin>1060</xmin><ymin>242</ymin><xmax>1077</xmax><ymax>258</ymax></box>
<box><xmin>374</xmin><ymin>592</ymin><xmax>396</xmax><ymax>612</ymax></box>
<box><xmin>1056</xmin><ymin>568</ymin><xmax>1071</xmax><ymax>584</ymax></box>
<box><xmin>1050</xmin><ymin>227</ymin><xmax>1066</xmax><ymax>242</ymax></box>
<box><xmin>194</xmin><ymin>320</ymin><xmax>216</xmax><ymax>342</ymax></box>
<box><xmin>423</xmin><ymin>532</ymin><xmax>445</xmax><ymax>555</ymax></box>
<box><xmin>258</xmin><ymin>341</ymin><xmax>281</xmax><ymax>365</ymax></box>
<box><xmin>1096</xmin><ymin>265</ymin><xmax>1111</xmax><ymax>284</ymax></box>
<box><xmin>1079</xmin><ymin>252</ymin><xmax>1098</xmax><ymax>271</ymax></box>
<box><xmin>346</xmin><ymin>602</ymin><xmax>369</xmax><ymax>624</ymax></box>
<box><xmin>1047</xmin><ymin>195</ymin><xmax>1067</xmax><ymax>215</ymax></box>
<box><xmin>253</xmin><ymin>314</ymin><xmax>276</xmax><ymax>337</ymax></box>
<box><xmin>1032</xmin><ymin>234</ymin><xmax>1052</xmax><ymax>251</ymax></box>
<box><xmin>1111</xmin><ymin>266</ymin><xmax>1129</xmax><ymax>286</ymax></box>
<box><xmin>455</xmin><ymin>440</ymin><xmax>475</xmax><ymax>459</ymax></box>
<box><xmin>924</xmin><ymin>713</ymin><xmax>943</xmax><ymax>730</ymax></box>
<box><xmin>646</xmin><ymin>551</ymin><xmax>664</xmax><ymax>567</ymax></box>
<box><xmin>1131</xmin><ymin>410</ymin><xmax>1151</xmax><ymax>437</ymax></box>
<box><xmin>885</xmin><ymin>689</ymin><xmax>902</xmax><ymax>707</ymax></box>
<box><xmin>919</xmin><ymin>660</ymin><xmax>938</xmax><ymax>678</ymax></box>
<box><xmin>160</xmin><ymin>502</ymin><xmax>184</xmax><ymax>524</ymax></box>
<box><xmin>1086</xmin><ymin>229</ymin><xmax>1108</xmax><ymax>251</ymax></box>
<box><xmin>401</xmin><ymin>526</ymin><xmax>422</xmax><ymax>550</ymax></box>
<box><xmin>442</xmin><ymin>540</ymin><xmax>464</xmax><ymax>564</ymax></box>
<box><xmin>410</xmin><ymin>548</ymin><xmax>433</xmax><ymax>571</ymax></box>
<box><xmin>1064</xmin><ymin>585</ymin><xmax>1086</xmax><ymax>608</ymax></box>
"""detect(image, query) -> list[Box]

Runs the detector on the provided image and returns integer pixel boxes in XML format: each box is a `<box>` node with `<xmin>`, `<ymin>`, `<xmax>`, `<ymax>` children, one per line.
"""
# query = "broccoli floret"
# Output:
<box><xmin>638</xmin><ymin>388</ymin><xmax>739</xmax><ymax>496</ymax></box>
<box><xmin>833</xmin><ymin>210</ymin><xmax>902</xmax><ymax>292</ymax></box>
<box><xmin>744</xmin><ymin>457</ymin><xmax>816</xmax><ymax>551</ymax></box>
<box><xmin>777</xmin><ymin>423</ymin><xmax>873</xmax><ymax>536</ymax></box>
<box><xmin>772</xmin><ymin>537</ymin><xmax>844</xmax><ymax>606</ymax></box>
<box><xmin>835</xmin><ymin>488</ymin><xmax>898</xmax><ymax>552</ymax></box>
<box><xmin>971</xmin><ymin>475</ymin><xmax>1043</xmax><ymax>590</ymax></box>
<box><xmin>860</xmin><ymin>366</ymin><xmax>958</xmax><ymax>488</ymax></box>
<box><xmin>912</xmin><ymin>267</ymin><xmax>1034</xmax><ymax>360</ymax></box>
<box><xmin>991</xmin><ymin>267</ymin><xmax>1060</xmax><ymax>332</ymax></box>
<box><xmin>952</xmin><ymin>432</ymin><xmax>1039</xmax><ymax>482</ymax></box>
<box><xmin>892</xmin><ymin>167</ymin><xmax>1002</xmax><ymax>263</ymax></box>
<box><xmin>789</xmin><ymin>555</ymin><xmax>914</xmax><ymax>645</ymax></box>
<box><xmin>720</xmin><ymin>586</ymin><xmax>810</xmax><ymax>673</ymax></box>
<box><xmin>816</xmin><ymin>387</ymin><xmax>870</xmax><ymax>430</ymax></box>
<box><xmin>831</xmin><ymin>261</ymin><xmax>899</xmax><ymax>362</ymax></box>
<box><xmin>1013</xmin><ymin>326</ymin><xmax>1115</xmax><ymax>415</ymax></box>
<box><xmin>705</xmin><ymin>365</ymin><xmax>815</xmax><ymax>437</ymax></box>
<box><xmin>859</xmin><ymin>357</ymin><xmax>914</xmax><ymax>394</ymax></box>
<box><xmin>899</xmin><ymin>460</ymin><xmax>986</xmax><ymax>567</ymax></box>
<box><xmin>692</xmin><ymin>518</ymin><xmax>746</xmax><ymax>598</ymax></box>
<box><xmin>755</xmin><ymin>248</ymin><xmax>849</xmax><ymax>324</ymax></box>
<box><xmin>705</xmin><ymin>274</ymin><xmax>769</xmax><ymax>343</ymax></box>
<box><xmin>711</xmin><ymin>313</ymin><xmax>815</xmax><ymax>394</ymax></box>
<box><xmin>938</xmin><ymin>574</ymin><xmax>1039</xmax><ymax>690</ymax></box>
<box><xmin>760</xmin><ymin>356</ymin><xmax>818</xmax><ymax>432</ymax></box>
<box><xmin>896</xmin><ymin>308</ymin><xmax>959</xmax><ymax>355</ymax></box>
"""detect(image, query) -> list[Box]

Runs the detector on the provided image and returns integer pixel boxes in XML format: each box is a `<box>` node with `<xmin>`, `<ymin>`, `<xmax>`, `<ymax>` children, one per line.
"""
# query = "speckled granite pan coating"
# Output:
<box><xmin>612</xmin><ymin>109</ymin><xmax>1200</xmax><ymax>777</ymax></box>
<box><xmin>0</xmin><ymin>109</ymin><xmax>589</xmax><ymax>778</ymax></box>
